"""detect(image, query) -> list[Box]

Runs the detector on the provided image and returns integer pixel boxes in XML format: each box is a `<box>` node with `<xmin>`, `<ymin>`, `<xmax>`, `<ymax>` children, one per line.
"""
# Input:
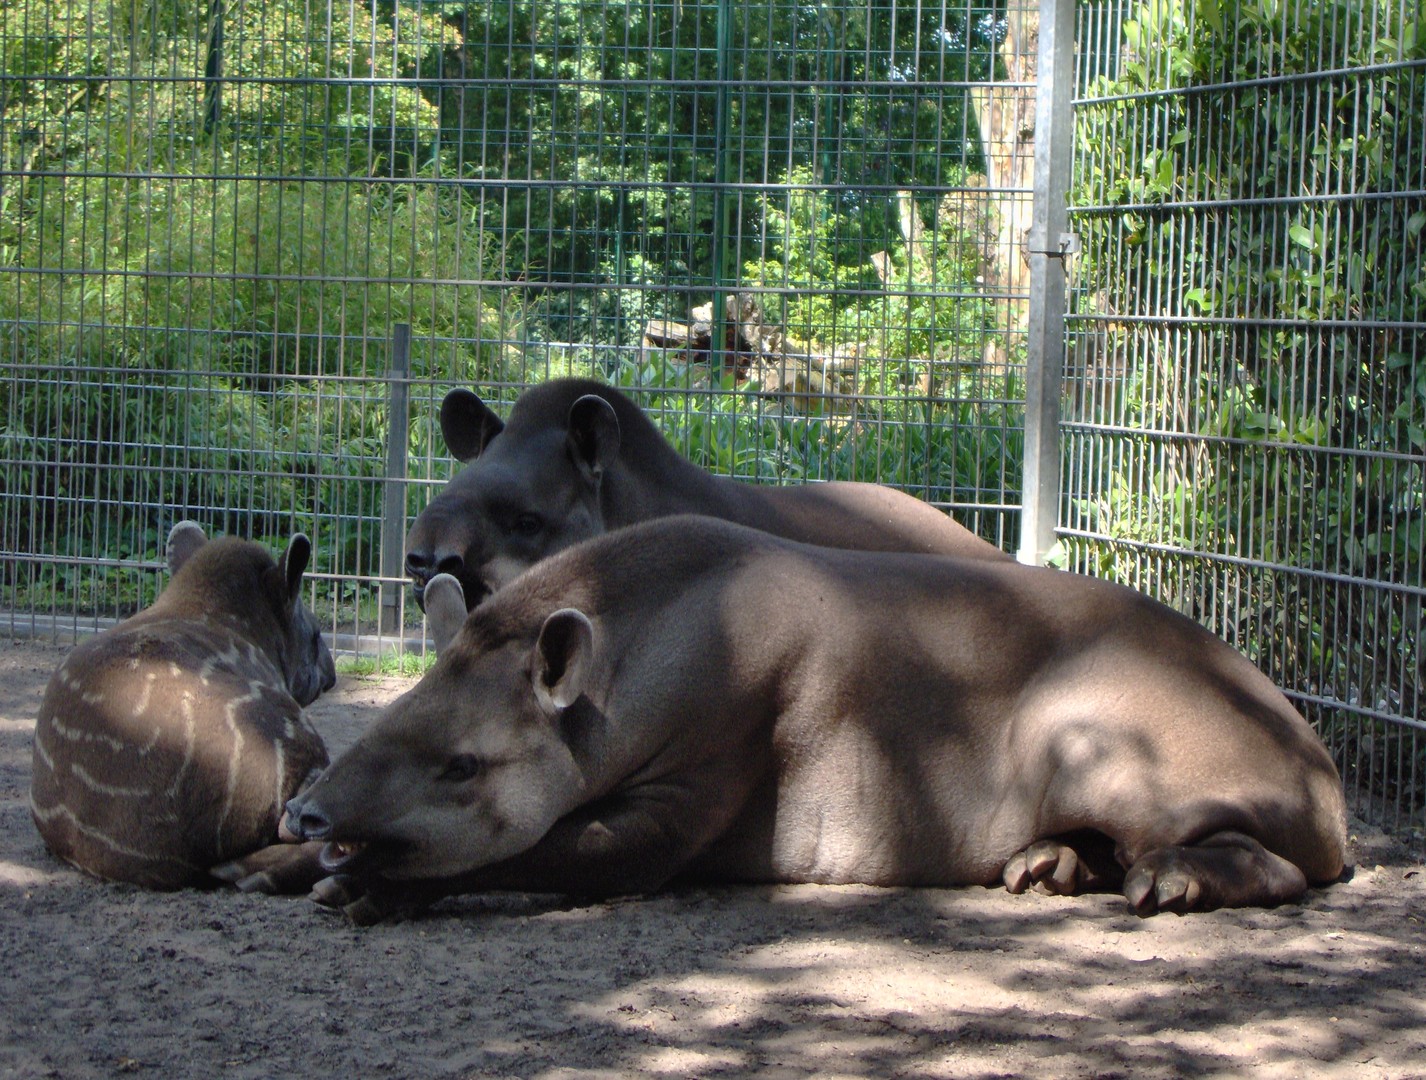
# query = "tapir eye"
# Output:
<box><xmin>438</xmin><ymin>754</ymin><xmax>488</xmax><ymax>782</ymax></box>
<box><xmin>512</xmin><ymin>513</ymin><xmax>543</xmax><ymax>537</ymax></box>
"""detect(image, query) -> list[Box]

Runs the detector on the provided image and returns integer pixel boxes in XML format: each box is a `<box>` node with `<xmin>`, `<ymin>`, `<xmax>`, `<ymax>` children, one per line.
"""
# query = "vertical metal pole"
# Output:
<box><xmin>380</xmin><ymin>323</ymin><xmax>411</xmax><ymax>636</ymax></box>
<box><xmin>203</xmin><ymin>0</ymin><xmax>223</xmax><ymax>134</ymax></box>
<box><xmin>1017</xmin><ymin>0</ymin><xmax>1076</xmax><ymax>566</ymax></box>
<box><xmin>708</xmin><ymin>0</ymin><xmax>734</xmax><ymax>374</ymax></box>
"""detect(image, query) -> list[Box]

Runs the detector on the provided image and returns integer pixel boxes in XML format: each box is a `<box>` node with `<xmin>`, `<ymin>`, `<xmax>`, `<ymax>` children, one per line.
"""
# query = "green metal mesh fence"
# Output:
<box><xmin>1</xmin><ymin>0</ymin><xmax>1032</xmax><ymax>653</ymax></box>
<box><xmin>1067</xmin><ymin>0</ymin><xmax>1425</xmax><ymax>839</ymax></box>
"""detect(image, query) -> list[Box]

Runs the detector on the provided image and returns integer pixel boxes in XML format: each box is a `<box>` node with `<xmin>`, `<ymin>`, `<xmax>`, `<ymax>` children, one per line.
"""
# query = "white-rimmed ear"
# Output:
<box><xmin>532</xmin><ymin>608</ymin><xmax>594</xmax><ymax>713</ymax></box>
<box><xmin>424</xmin><ymin>573</ymin><xmax>468</xmax><ymax>657</ymax></box>
<box><xmin>166</xmin><ymin>521</ymin><xmax>208</xmax><ymax>574</ymax></box>
<box><xmin>440</xmin><ymin>388</ymin><xmax>505</xmax><ymax>462</ymax></box>
<box><xmin>566</xmin><ymin>394</ymin><xmax>621</xmax><ymax>484</ymax></box>
<box><xmin>279</xmin><ymin>533</ymin><xmax>313</xmax><ymax>602</ymax></box>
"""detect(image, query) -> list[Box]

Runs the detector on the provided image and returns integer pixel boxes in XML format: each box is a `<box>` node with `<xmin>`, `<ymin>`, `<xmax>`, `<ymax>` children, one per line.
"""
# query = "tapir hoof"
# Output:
<box><xmin>1003</xmin><ymin>841</ymin><xmax>1084</xmax><ymax>895</ymax></box>
<box><xmin>211</xmin><ymin>840</ymin><xmax>329</xmax><ymax>895</ymax></box>
<box><xmin>310</xmin><ymin>872</ymin><xmax>364</xmax><ymax>908</ymax></box>
<box><xmin>1121</xmin><ymin>831</ymin><xmax>1309</xmax><ymax>917</ymax></box>
<box><xmin>1002</xmin><ymin>835</ymin><xmax>1122</xmax><ymax>896</ymax></box>
<box><xmin>310</xmin><ymin>875</ymin><xmax>402</xmax><ymax>926</ymax></box>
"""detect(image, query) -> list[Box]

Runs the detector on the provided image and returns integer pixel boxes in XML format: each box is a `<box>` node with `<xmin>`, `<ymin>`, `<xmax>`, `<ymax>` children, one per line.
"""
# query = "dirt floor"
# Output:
<box><xmin>2</xmin><ymin>637</ymin><xmax>1424</xmax><ymax>1080</ymax></box>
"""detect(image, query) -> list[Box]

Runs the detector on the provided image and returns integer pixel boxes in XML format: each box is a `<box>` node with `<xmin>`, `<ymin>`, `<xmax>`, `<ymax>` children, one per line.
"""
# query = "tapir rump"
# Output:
<box><xmin>30</xmin><ymin>522</ymin><xmax>335</xmax><ymax>890</ymax></box>
<box><xmin>290</xmin><ymin>516</ymin><xmax>1347</xmax><ymax>921</ymax></box>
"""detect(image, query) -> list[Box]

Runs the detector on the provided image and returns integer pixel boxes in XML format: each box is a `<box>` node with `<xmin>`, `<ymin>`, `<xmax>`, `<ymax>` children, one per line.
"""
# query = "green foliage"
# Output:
<box><xmin>338</xmin><ymin>650</ymin><xmax>439</xmax><ymax>679</ymax></box>
<box><xmin>437</xmin><ymin>0</ymin><xmax>1001</xmax><ymax>344</ymax></box>
<box><xmin>741</xmin><ymin>165</ymin><xmax>995</xmax><ymax>363</ymax></box>
<box><xmin>6</xmin><ymin>166</ymin><xmax>502</xmax><ymax>378</ymax></box>
<box><xmin>0</xmin><ymin>0</ymin><xmax>507</xmax><ymax>618</ymax></box>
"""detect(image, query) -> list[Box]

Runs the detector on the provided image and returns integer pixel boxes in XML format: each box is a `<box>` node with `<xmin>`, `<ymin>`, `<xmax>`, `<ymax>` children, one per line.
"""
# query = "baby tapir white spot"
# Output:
<box><xmin>29</xmin><ymin>522</ymin><xmax>336</xmax><ymax>890</ymax></box>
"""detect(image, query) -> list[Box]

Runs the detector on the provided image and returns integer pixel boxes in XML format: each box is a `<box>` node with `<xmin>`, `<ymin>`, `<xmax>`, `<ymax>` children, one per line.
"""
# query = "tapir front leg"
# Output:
<box><xmin>211</xmin><ymin>840</ymin><xmax>330</xmax><ymax>894</ymax></box>
<box><xmin>313</xmin><ymin>795</ymin><xmax>710</xmax><ymax>923</ymax></box>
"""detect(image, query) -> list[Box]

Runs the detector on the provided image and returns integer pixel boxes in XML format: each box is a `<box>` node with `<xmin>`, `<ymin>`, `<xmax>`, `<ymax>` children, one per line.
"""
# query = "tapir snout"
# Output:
<box><xmin>404</xmin><ymin>507</ymin><xmax>481</xmax><ymax>610</ymax></box>
<box><xmin>284</xmin><ymin>793</ymin><xmax>329</xmax><ymax>840</ymax></box>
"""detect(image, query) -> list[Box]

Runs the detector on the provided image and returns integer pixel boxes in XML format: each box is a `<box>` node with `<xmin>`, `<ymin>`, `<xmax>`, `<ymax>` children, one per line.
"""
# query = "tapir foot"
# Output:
<box><xmin>1122</xmin><ymin>830</ymin><xmax>1308</xmax><ymax>916</ymax></box>
<box><xmin>210</xmin><ymin>840</ymin><xmax>328</xmax><ymax>895</ymax></box>
<box><xmin>1002</xmin><ymin>833</ymin><xmax>1123</xmax><ymax>896</ymax></box>
<box><xmin>309</xmin><ymin>873</ymin><xmax>415</xmax><ymax>926</ymax></box>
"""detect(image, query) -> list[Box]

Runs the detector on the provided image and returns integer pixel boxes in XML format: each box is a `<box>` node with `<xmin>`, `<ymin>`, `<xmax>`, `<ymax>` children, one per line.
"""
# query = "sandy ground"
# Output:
<box><xmin>2</xmin><ymin>636</ymin><xmax>1425</xmax><ymax>1080</ymax></box>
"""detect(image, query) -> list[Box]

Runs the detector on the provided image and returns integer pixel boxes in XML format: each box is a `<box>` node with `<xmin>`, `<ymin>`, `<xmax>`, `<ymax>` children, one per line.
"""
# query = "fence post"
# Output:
<box><xmin>1017</xmin><ymin>0</ymin><xmax>1077</xmax><ymax>566</ymax></box>
<box><xmin>203</xmin><ymin>0</ymin><xmax>223</xmax><ymax>134</ymax></box>
<box><xmin>708</xmin><ymin>0</ymin><xmax>735</xmax><ymax>375</ymax></box>
<box><xmin>380</xmin><ymin>323</ymin><xmax>411</xmax><ymax>637</ymax></box>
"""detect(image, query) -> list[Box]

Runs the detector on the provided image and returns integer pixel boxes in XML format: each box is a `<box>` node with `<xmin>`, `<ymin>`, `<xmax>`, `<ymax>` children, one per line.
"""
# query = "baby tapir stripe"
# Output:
<box><xmin>29</xmin><ymin>523</ymin><xmax>334</xmax><ymax>890</ymax></box>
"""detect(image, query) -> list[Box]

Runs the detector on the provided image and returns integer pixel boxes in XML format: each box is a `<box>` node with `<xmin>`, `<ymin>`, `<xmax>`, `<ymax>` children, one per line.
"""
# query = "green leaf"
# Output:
<box><xmin>1288</xmin><ymin>223</ymin><xmax>1317</xmax><ymax>251</ymax></box>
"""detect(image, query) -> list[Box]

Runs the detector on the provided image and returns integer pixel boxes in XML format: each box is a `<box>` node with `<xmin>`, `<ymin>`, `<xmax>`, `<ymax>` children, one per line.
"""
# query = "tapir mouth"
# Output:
<box><xmin>319</xmin><ymin>840</ymin><xmax>367</xmax><ymax>872</ymax></box>
<box><xmin>412</xmin><ymin>576</ymin><xmax>491</xmax><ymax>613</ymax></box>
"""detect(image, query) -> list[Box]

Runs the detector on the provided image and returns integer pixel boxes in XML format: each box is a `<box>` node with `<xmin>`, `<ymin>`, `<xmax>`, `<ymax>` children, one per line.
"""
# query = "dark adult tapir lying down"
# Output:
<box><xmin>404</xmin><ymin>378</ymin><xmax>1009</xmax><ymax>610</ymax></box>
<box><xmin>286</xmin><ymin>515</ymin><xmax>1348</xmax><ymax>923</ymax></box>
<box><xmin>30</xmin><ymin>522</ymin><xmax>335</xmax><ymax>890</ymax></box>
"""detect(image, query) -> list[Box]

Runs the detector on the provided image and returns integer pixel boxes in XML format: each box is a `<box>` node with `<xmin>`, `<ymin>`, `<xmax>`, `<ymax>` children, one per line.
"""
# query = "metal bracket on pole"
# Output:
<box><xmin>1027</xmin><ymin>231</ymin><xmax>1080</xmax><ymax>257</ymax></box>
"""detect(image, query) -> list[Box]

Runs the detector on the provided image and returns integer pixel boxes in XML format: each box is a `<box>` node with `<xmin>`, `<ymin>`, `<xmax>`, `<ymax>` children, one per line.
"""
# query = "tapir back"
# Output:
<box><xmin>29</xmin><ymin>530</ymin><xmax>332</xmax><ymax>889</ymax></box>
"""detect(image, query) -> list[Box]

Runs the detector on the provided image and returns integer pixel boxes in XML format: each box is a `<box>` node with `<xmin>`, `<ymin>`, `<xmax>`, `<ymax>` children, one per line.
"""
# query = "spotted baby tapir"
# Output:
<box><xmin>29</xmin><ymin>522</ymin><xmax>335</xmax><ymax>890</ymax></box>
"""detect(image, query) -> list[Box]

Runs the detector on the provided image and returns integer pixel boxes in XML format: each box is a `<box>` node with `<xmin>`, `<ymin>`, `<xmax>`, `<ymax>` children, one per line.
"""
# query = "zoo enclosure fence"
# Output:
<box><xmin>1</xmin><ymin>0</ymin><xmax>1422</xmax><ymax>843</ymax></box>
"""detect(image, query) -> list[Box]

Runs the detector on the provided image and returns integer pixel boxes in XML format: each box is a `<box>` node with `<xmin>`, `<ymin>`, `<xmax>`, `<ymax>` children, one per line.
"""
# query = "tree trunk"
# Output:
<box><xmin>971</xmin><ymin>3</ymin><xmax>1039</xmax><ymax>341</ymax></box>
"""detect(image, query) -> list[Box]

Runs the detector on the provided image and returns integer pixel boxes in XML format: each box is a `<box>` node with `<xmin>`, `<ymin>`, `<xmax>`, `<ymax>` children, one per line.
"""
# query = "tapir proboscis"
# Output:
<box><xmin>287</xmin><ymin>515</ymin><xmax>1348</xmax><ymax>924</ymax></box>
<box><xmin>30</xmin><ymin>522</ymin><xmax>336</xmax><ymax>890</ymax></box>
<box><xmin>404</xmin><ymin>378</ymin><xmax>1010</xmax><ymax>610</ymax></box>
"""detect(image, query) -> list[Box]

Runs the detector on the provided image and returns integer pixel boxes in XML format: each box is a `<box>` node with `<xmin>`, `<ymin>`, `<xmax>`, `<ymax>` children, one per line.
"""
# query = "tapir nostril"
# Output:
<box><xmin>285</xmin><ymin>797</ymin><xmax>332</xmax><ymax>842</ymax></box>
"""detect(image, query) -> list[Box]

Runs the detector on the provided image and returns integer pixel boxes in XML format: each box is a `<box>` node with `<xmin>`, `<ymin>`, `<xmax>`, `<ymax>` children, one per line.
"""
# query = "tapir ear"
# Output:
<box><xmin>441</xmin><ymin>388</ymin><xmax>504</xmax><ymax>462</ymax></box>
<box><xmin>532</xmin><ymin>608</ymin><xmax>594</xmax><ymax>714</ymax></box>
<box><xmin>166</xmin><ymin>521</ymin><xmax>208</xmax><ymax>574</ymax></box>
<box><xmin>424</xmin><ymin>573</ymin><xmax>468</xmax><ymax>657</ymax></box>
<box><xmin>566</xmin><ymin>394</ymin><xmax>620</xmax><ymax>483</ymax></box>
<box><xmin>279</xmin><ymin>533</ymin><xmax>313</xmax><ymax>603</ymax></box>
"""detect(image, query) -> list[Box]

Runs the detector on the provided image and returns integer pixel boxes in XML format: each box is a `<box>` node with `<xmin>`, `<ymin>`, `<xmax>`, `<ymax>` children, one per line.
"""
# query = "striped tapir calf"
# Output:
<box><xmin>29</xmin><ymin>522</ymin><xmax>335</xmax><ymax>890</ymax></box>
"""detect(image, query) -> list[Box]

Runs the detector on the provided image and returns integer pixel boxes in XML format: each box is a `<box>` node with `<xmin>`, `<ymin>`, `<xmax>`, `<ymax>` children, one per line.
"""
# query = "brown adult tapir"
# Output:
<box><xmin>30</xmin><ymin>522</ymin><xmax>335</xmax><ymax>890</ymax></box>
<box><xmin>404</xmin><ymin>378</ymin><xmax>1009</xmax><ymax>610</ymax></box>
<box><xmin>286</xmin><ymin>515</ymin><xmax>1348</xmax><ymax>923</ymax></box>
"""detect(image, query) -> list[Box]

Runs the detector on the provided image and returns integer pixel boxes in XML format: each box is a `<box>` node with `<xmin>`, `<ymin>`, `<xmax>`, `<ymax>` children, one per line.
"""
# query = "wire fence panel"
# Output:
<box><xmin>1</xmin><ymin>0</ymin><xmax>1033</xmax><ymax>652</ymax></box>
<box><xmin>1066</xmin><ymin>0</ymin><xmax>1425</xmax><ymax>842</ymax></box>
